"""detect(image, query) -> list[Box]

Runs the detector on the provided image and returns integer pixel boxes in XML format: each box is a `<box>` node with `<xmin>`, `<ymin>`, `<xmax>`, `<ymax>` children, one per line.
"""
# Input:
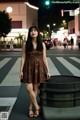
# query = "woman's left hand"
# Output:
<box><xmin>46</xmin><ymin>72</ymin><xmax>50</xmax><ymax>80</ymax></box>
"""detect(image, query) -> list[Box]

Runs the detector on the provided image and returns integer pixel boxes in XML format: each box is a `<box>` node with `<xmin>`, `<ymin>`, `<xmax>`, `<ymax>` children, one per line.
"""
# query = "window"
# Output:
<box><xmin>12</xmin><ymin>21</ymin><xmax>22</xmax><ymax>28</ymax></box>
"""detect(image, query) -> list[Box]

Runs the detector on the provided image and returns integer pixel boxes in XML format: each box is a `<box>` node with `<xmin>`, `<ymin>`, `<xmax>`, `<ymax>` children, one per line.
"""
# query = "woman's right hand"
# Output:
<box><xmin>46</xmin><ymin>72</ymin><xmax>50</xmax><ymax>80</ymax></box>
<box><xmin>20</xmin><ymin>71</ymin><xmax>23</xmax><ymax>80</ymax></box>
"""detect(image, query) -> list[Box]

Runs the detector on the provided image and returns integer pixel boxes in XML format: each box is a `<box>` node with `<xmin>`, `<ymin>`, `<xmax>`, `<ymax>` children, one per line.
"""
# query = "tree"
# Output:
<box><xmin>14</xmin><ymin>33</ymin><xmax>26</xmax><ymax>45</ymax></box>
<box><xmin>0</xmin><ymin>10</ymin><xmax>12</xmax><ymax>50</ymax></box>
<box><xmin>0</xmin><ymin>10</ymin><xmax>12</xmax><ymax>37</ymax></box>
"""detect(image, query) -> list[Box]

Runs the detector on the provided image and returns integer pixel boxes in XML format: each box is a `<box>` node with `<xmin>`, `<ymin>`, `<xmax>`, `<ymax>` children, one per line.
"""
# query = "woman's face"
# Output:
<box><xmin>30</xmin><ymin>28</ymin><xmax>38</xmax><ymax>38</ymax></box>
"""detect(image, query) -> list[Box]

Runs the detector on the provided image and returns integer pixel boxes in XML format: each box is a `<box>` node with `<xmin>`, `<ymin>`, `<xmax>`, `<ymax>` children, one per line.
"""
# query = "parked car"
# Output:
<box><xmin>43</xmin><ymin>39</ymin><xmax>53</xmax><ymax>49</ymax></box>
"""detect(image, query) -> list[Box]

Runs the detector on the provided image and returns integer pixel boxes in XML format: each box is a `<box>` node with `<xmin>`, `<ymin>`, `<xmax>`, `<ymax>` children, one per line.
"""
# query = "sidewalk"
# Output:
<box><xmin>50</xmin><ymin>45</ymin><xmax>79</xmax><ymax>50</ymax></box>
<box><xmin>1</xmin><ymin>48</ymin><xmax>22</xmax><ymax>52</ymax></box>
<box><xmin>0</xmin><ymin>45</ymin><xmax>79</xmax><ymax>52</ymax></box>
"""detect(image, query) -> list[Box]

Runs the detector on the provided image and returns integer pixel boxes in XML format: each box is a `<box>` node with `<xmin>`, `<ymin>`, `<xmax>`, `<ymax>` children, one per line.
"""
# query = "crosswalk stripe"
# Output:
<box><xmin>0</xmin><ymin>57</ymin><xmax>80</xmax><ymax>85</ymax></box>
<box><xmin>47</xmin><ymin>57</ymin><xmax>60</xmax><ymax>76</ymax></box>
<box><xmin>56</xmin><ymin>57</ymin><xmax>80</xmax><ymax>77</ymax></box>
<box><xmin>69</xmin><ymin>57</ymin><xmax>80</xmax><ymax>64</ymax></box>
<box><xmin>0</xmin><ymin>58</ymin><xmax>21</xmax><ymax>86</ymax></box>
<box><xmin>0</xmin><ymin>97</ymin><xmax>17</xmax><ymax>119</ymax></box>
<box><xmin>0</xmin><ymin>58</ymin><xmax>11</xmax><ymax>69</ymax></box>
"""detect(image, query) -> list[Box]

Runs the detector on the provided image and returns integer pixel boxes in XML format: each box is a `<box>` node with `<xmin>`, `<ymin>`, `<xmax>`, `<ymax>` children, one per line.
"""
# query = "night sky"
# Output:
<box><xmin>0</xmin><ymin>0</ymin><xmax>79</xmax><ymax>31</ymax></box>
<box><xmin>28</xmin><ymin>0</ymin><xmax>79</xmax><ymax>31</ymax></box>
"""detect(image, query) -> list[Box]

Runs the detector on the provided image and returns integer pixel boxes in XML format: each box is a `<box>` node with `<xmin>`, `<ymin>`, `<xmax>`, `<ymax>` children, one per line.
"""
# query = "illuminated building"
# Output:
<box><xmin>0</xmin><ymin>0</ymin><xmax>39</xmax><ymax>43</ymax></box>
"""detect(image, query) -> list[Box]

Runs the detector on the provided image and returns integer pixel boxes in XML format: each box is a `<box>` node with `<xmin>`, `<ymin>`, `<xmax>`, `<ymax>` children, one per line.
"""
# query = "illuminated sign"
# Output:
<box><xmin>51</xmin><ymin>1</ymin><xmax>79</xmax><ymax>4</ymax></box>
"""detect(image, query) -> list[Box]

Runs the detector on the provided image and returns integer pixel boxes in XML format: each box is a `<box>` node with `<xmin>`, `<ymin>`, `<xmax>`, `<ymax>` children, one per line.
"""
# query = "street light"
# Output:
<box><xmin>53</xmin><ymin>23</ymin><xmax>56</xmax><ymax>26</ymax></box>
<box><xmin>47</xmin><ymin>24</ymin><xmax>50</xmax><ymax>28</ymax></box>
<box><xmin>62</xmin><ymin>20</ymin><xmax>66</xmax><ymax>23</ymax></box>
<box><xmin>6</xmin><ymin>7</ymin><xmax>13</xmax><ymax>13</ymax></box>
<box><xmin>61</xmin><ymin>20</ymin><xmax>67</xmax><ymax>28</ymax></box>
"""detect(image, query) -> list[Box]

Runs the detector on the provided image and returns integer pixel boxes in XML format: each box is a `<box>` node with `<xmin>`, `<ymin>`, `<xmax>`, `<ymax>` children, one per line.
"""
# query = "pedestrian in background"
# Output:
<box><xmin>4</xmin><ymin>41</ymin><xmax>7</xmax><ymax>51</ymax></box>
<box><xmin>63</xmin><ymin>38</ymin><xmax>67</xmax><ymax>49</ymax></box>
<box><xmin>10</xmin><ymin>39</ymin><xmax>14</xmax><ymax>51</ymax></box>
<box><xmin>20</xmin><ymin>26</ymin><xmax>50</xmax><ymax>117</ymax></box>
<box><xmin>70</xmin><ymin>36</ymin><xmax>74</xmax><ymax>49</ymax></box>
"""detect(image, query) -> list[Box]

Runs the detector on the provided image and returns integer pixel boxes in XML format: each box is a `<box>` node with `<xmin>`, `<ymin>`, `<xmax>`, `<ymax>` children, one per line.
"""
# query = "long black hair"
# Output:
<box><xmin>26</xmin><ymin>26</ymin><xmax>43</xmax><ymax>52</ymax></box>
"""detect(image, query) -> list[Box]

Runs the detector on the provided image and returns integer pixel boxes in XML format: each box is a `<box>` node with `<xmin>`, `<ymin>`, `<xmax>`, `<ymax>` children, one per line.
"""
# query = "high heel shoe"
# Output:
<box><xmin>28</xmin><ymin>109</ymin><xmax>34</xmax><ymax>117</ymax></box>
<box><xmin>34</xmin><ymin>107</ymin><xmax>40</xmax><ymax>117</ymax></box>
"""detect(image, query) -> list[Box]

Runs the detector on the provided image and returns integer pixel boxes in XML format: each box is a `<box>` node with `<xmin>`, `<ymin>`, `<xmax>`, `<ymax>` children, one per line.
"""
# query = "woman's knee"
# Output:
<box><xmin>26</xmin><ymin>83</ymin><xmax>33</xmax><ymax>92</ymax></box>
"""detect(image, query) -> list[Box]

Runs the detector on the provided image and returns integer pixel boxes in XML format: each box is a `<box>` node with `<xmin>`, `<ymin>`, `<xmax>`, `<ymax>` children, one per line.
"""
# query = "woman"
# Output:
<box><xmin>20</xmin><ymin>26</ymin><xmax>50</xmax><ymax>117</ymax></box>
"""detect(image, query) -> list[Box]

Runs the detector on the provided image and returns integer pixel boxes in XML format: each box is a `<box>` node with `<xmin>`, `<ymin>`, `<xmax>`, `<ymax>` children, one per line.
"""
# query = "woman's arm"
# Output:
<box><xmin>42</xmin><ymin>42</ymin><xmax>50</xmax><ymax>79</ymax></box>
<box><xmin>20</xmin><ymin>42</ymin><xmax>26</xmax><ymax>79</ymax></box>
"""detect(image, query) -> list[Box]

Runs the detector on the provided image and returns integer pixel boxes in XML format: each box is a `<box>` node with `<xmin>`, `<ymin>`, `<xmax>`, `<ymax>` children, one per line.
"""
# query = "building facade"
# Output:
<box><xmin>0</xmin><ymin>1</ymin><xmax>39</xmax><ymax>43</ymax></box>
<box><xmin>68</xmin><ymin>7</ymin><xmax>80</xmax><ymax>36</ymax></box>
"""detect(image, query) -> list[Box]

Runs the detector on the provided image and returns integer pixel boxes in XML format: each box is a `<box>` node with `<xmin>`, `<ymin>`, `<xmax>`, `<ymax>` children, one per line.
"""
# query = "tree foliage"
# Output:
<box><xmin>0</xmin><ymin>10</ymin><xmax>12</xmax><ymax>37</ymax></box>
<box><xmin>14</xmin><ymin>33</ymin><xmax>26</xmax><ymax>45</ymax></box>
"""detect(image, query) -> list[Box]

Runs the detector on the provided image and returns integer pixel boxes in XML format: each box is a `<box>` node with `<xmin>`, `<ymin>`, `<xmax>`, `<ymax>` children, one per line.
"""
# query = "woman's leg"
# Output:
<box><xmin>25</xmin><ymin>84</ymin><xmax>33</xmax><ymax>117</ymax></box>
<box><xmin>29</xmin><ymin>100</ymin><xmax>33</xmax><ymax>109</ymax></box>
<box><xmin>29</xmin><ymin>83</ymin><xmax>39</xmax><ymax>110</ymax></box>
<box><xmin>33</xmin><ymin>83</ymin><xmax>38</xmax><ymax>96</ymax></box>
<box><xmin>33</xmin><ymin>83</ymin><xmax>40</xmax><ymax>117</ymax></box>
<box><xmin>25</xmin><ymin>83</ymin><xmax>39</xmax><ymax>110</ymax></box>
<box><xmin>28</xmin><ymin>99</ymin><xmax>34</xmax><ymax>117</ymax></box>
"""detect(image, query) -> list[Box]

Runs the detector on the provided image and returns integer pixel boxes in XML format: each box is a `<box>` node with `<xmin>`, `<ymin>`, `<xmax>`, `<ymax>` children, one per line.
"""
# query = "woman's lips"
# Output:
<box><xmin>32</xmin><ymin>34</ymin><xmax>35</xmax><ymax>36</ymax></box>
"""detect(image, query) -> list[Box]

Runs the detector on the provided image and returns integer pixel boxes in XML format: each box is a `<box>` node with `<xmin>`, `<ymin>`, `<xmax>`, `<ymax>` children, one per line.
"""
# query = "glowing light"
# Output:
<box><xmin>45</xmin><ymin>0</ymin><xmax>50</xmax><ymax>5</ymax></box>
<box><xmin>6</xmin><ymin>7</ymin><xmax>13</xmax><ymax>13</ymax></box>
<box><xmin>7</xmin><ymin>29</ymin><xmax>28</xmax><ymax>38</ymax></box>
<box><xmin>61</xmin><ymin>9</ymin><xmax>64</xmax><ymax>16</ymax></box>
<box><xmin>62</xmin><ymin>20</ymin><xmax>66</xmax><ymax>23</ymax></box>
<box><xmin>25</xmin><ymin>2</ymin><xmax>39</xmax><ymax>10</ymax></box>
<box><xmin>40</xmin><ymin>32</ymin><xmax>43</xmax><ymax>36</ymax></box>
<box><xmin>47</xmin><ymin>24</ymin><xmax>50</xmax><ymax>28</ymax></box>
<box><xmin>53</xmin><ymin>23</ymin><xmax>56</xmax><ymax>26</ymax></box>
<box><xmin>51</xmin><ymin>1</ymin><xmax>79</xmax><ymax>4</ymax></box>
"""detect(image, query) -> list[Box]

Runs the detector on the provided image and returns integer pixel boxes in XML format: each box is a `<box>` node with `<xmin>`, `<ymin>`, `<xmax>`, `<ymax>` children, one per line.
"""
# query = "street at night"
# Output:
<box><xmin>0</xmin><ymin>47</ymin><xmax>80</xmax><ymax>120</ymax></box>
<box><xmin>0</xmin><ymin>0</ymin><xmax>80</xmax><ymax>119</ymax></box>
